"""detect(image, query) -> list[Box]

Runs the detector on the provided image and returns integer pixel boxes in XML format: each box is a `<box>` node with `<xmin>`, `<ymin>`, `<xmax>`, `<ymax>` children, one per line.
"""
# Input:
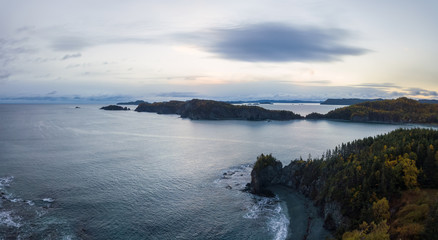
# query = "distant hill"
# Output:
<box><xmin>227</xmin><ymin>100</ymin><xmax>321</xmax><ymax>104</ymax></box>
<box><xmin>320</xmin><ymin>98</ymin><xmax>384</xmax><ymax>105</ymax></box>
<box><xmin>117</xmin><ymin>100</ymin><xmax>146</xmax><ymax>105</ymax></box>
<box><xmin>307</xmin><ymin>97</ymin><xmax>438</xmax><ymax>123</ymax></box>
<box><xmin>321</xmin><ymin>98</ymin><xmax>438</xmax><ymax>105</ymax></box>
<box><xmin>135</xmin><ymin>99</ymin><xmax>303</xmax><ymax>120</ymax></box>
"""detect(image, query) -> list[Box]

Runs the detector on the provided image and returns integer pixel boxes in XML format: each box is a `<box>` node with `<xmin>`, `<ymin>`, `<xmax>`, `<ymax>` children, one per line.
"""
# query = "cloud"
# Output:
<box><xmin>61</xmin><ymin>53</ymin><xmax>82</xmax><ymax>60</ymax></box>
<box><xmin>182</xmin><ymin>23</ymin><xmax>369</xmax><ymax>62</ymax></box>
<box><xmin>50</xmin><ymin>36</ymin><xmax>155</xmax><ymax>51</ymax></box>
<box><xmin>51</xmin><ymin>36</ymin><xmax>92</xmax><ymax>51</ymax></box>
<box><xmin>406</xmin><ymin>88</ymin><xmax>438</xmax><ymax>97</ymax></box>
<box><xmin>0</xmin><ymin>72</ymin><xmax>10</xmax><ymax>79</ymax></box>
<box><xmin>355</xmin><ymin>82</ymin><xmax>402</xmax><ymax>89</ymax></box>
<box><xmin>156</xmin><ymin>92</ymin><xmax>199</xmax><ymax>98</ymax></box>
<box><xmin>47</xmin><ymin>91</ymin><xmax>57</xmax><ymax>95</ymax></box>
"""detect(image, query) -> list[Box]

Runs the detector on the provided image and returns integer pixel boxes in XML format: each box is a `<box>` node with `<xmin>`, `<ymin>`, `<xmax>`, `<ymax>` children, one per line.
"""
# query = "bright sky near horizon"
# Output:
<box><xmin>1</xmin><ymin>0</ymin><xmax>438</xmax><ymax>102</ymax></box>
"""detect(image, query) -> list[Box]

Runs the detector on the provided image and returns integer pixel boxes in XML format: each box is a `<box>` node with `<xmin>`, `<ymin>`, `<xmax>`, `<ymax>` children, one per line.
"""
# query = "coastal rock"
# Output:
<box><xmin>249</xmin><ymin>154</ymin><xmax>283</xmax><ymax>197</ymax></box>
<box><xmin>249</xmin><ymin>157</ymin><xmax>348</xmax><ymax>232</ymax></box>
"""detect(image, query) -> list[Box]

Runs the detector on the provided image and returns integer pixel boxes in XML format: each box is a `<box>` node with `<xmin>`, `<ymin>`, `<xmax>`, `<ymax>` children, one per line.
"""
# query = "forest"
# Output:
<box><xmin>255</xmin><ymin>128</ymin><xmax>438</xmax><ymax>239</ymax></box>
<box><xmin>307</xmin><ymin>97</ymin><xmax>438</xmax><ymax>123</ymax></box>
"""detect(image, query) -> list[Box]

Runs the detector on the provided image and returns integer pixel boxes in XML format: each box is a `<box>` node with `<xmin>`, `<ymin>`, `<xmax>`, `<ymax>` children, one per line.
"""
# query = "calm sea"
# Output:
<box><xmin>0</xmin><ymin>103</ymin><xmax>411</xmax><ymax>239</ymax></box>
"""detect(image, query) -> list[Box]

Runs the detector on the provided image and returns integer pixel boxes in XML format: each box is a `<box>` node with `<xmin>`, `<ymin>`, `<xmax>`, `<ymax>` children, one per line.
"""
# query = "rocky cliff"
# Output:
<box><xmin>249</xmin><ymin>155</ymin><xmax>348</xmax><ymax>232</ymax></box>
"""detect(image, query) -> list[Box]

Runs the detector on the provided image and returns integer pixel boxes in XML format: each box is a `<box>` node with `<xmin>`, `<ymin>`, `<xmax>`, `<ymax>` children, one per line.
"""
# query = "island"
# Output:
<box><xmin>248</xmin><ymin>128</ymin><xmax>438</xmax><ymax>239</ymax></box>
<box><xmin>306</xmin><ymin>97</ymin><xmax>438</xmax><ymax>123</ymax></box>
<box><xmin>320</xmin><ymin>98</ymin><xmax>383</xmax><ymax>105</ymax></box>
<box><xmin>135</xmin><ymin>99</ymin><xmax>303</xmax><ymax>120</ymax></box>
<box><xmin>116</xmin><ymin>100</ymin><xmax>146</xmax><ymax>105</ymax></box>
<box><xmin>321</xmin><ymin>98</ymin><xmax>438</xmax><ymax>105</ymax></box>
<box><xmin>100</xmin><ymin>105</ymin><xmax>130</xmax><ymax>110</ymax></box>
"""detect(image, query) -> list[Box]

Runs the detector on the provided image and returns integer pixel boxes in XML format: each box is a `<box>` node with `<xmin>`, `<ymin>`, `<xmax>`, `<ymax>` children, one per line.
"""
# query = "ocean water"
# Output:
<box><xmin>0</xmin><ymin>104</ymin><xmax>410</xmax><ymax>239</ymax></box>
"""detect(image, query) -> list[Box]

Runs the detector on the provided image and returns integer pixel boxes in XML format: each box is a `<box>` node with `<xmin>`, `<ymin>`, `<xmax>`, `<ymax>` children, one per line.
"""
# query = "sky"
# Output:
<box><xmin>1</xmin><ymin>0</ymin><xmax>438</xmax><ymax>102</ymax></box>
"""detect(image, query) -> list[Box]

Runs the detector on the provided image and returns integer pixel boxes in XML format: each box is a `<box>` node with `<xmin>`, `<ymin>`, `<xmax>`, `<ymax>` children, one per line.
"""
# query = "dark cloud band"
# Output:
<box><xmin>189</xmin><ymin>23</ymin><xmax>369</xmax><ymax>62</ymax></box>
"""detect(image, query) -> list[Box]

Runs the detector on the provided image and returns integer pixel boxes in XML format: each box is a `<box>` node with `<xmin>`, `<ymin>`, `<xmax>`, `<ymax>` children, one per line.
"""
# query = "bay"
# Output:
<box><xmin>0</xmin><ymin>104</ymin><xmax>410</xmax><ymax>239</ymax></box>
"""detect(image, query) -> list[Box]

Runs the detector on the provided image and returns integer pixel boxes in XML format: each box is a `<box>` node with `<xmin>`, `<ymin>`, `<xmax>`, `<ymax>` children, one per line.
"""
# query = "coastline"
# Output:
<box><xmin>269</xmin><ymin>186</ymin><xmax>331</xmax><ymax>240</ymax></box>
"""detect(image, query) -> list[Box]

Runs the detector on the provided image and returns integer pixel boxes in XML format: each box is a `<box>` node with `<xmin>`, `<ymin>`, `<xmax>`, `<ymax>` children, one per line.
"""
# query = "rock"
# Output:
<box><xmin>249</xmin><ymin>154</ymin><xmax>283</xmax><ymax>197</ymax></box>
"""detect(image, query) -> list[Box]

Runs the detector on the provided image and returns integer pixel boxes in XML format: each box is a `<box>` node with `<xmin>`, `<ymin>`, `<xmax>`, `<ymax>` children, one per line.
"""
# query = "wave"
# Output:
<box><xmin>0</xmin><ymin>210</ymin><xmax>22</xmax><ymax>228</ymax></box>
<box><xmin>0</xmin><ymin>176</ymin><xmax>74</xmax><ymax>239</ymax></box>
<box><xmin>216</xmin><ymin>165</ymin><xmax>290</xmax><ymax>240</ymax></box>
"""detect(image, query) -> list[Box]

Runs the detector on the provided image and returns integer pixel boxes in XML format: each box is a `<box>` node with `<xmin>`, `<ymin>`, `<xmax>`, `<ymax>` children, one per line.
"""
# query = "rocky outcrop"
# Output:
<box><xmin>135</xmin><ymin>99</ymin><xmax>303</xmax><ymax>121</ymax></box>
<box><xmin>249</xmin><ymin>159</ymin><xmax>348</xmax><ymax>232</ymax></box>
<box><xmin>100</xmin><ymin>105</ymin><xmax>130</xmax><ymax>110</ymax></box>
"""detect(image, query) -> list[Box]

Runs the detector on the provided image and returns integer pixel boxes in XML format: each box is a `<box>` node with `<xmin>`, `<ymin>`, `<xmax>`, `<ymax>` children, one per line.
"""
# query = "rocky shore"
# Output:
<box><xmin>248</xmin><ymin>154</ymin><xmax>348</xmax><ymax>234</ymax></box>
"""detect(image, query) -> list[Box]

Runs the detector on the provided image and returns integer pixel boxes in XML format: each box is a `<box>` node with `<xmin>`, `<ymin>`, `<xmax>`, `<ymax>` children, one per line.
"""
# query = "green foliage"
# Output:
<box><xmin>253</xmin><ymin>154</ymin><xmax>278</xmax><ymax>172</ymax></box>
<box><xmin>342</xmin><ymin>221</ymin><xmax>390</xmax><ymax>240</ymax></box>
<box><xmin>322</xmin><ymin>97</ymin><xmax>438</xmax><ymax>123</ymax></box>
<box><xmin>287</xmin><ymin>128</ymin><xmax>438</xmax><ymax>238</ymax></box>
<box><xmin>372</xmin><ymin>198</ymin><xmax>390</xmax><ymax>223</ymax></box>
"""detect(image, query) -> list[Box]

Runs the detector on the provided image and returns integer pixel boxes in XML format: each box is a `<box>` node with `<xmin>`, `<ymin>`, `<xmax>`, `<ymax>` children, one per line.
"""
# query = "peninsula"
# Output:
<box><xmin>307</xmin><ymin>97</ymin><xmax>438</xmax><ymax>123</ymax></box>
<box><xmin>249</xmin><ymin>128</ymin><xmax>438</xmax><ymax>239</ymax></box>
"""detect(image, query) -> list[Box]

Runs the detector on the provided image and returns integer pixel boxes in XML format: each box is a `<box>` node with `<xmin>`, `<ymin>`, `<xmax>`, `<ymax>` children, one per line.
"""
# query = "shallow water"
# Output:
<box><xmin>0</xmin><ymin>104</ymin><xmax>412</xmax><ymax>239</ymax></box>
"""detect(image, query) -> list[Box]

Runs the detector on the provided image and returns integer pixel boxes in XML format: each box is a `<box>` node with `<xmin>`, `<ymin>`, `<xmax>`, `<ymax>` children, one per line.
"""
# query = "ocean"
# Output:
<box><xmin>0</xmin><ymin>103</ymin><xmax>410</xmax><ymax>239</ymax></box>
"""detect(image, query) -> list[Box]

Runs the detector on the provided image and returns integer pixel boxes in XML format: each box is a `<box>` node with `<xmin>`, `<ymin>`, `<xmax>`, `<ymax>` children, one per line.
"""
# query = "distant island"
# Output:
<box><xmin>133</xmin><ymin>98</ymin><xmax>438</xmax><ymax>124</ymax></box>
<box><xmin>321</xmin><ymin>98</ymin><xmax>384</xmax><ymax>105</ymax></box>
<box><xmin>321</xmin><ymin>98</ymin><xmax>438</xmax><ymax>105</ymax></box>
<box><xmin>116</xmin><ymin>100</ymin><xmax>146</xmax><ymax>105</ymax></box>
<box><xmin>100</xmin><ymin>105</ymin><xmax>130</xmax><ymax>111</ymax></box>
<box><xmin>135</xmin><ymin>99</ymin><xmax>303</xmax><ymax>120</ymax></box>
<box><xmin>307</xmin><ymin>97</ymin><xmax>438</xmax><ymax>123</ymax></box>
<box><xmin>249</xmin><ymin>128</ymin><xmax>438</xmax><ymax>239</ymax></box>
<box><xmin>227</xmin><ymin>99</ymin><xmax>321</xmax><ymax>104</ymax></box>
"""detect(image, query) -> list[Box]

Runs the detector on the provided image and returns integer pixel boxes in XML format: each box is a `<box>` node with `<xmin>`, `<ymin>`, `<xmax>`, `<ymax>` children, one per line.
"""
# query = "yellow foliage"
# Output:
<box><xmin>372</xmin><ymin>198</ymin><xmax>390</xmax><ymax>223</ymax></box>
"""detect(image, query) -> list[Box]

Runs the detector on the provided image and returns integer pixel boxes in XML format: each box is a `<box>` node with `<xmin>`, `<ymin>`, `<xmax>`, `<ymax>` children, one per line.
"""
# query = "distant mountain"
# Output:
<box><xmin>320</xmin><ymin>98</ymin><xmax>384</xmax><ymax>105</ymax></box>
<box><xmin>135</xmin><ymin>99</ymin><xmax>303</xmax><ymax>120</ymax></box>
<box><xmin>419</xmin><ymin>99</ymin><xmax>438</xmax><ymax>104</ymax></box>
<box><xmin>117</xmin><ymin>100</ymin><xmax>146</xmax><ymax>105</ymax></box>
<box><xmin>226</xmin><ymin>100</ymin><xmax>321</xmax><ymax>104</ymax></box>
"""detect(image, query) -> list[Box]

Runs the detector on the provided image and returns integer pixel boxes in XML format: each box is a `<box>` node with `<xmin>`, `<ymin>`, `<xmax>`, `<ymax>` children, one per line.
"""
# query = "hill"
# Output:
<box><xmin>307</xmin><ymin>97</ymin><xmax>438</xmax><ymax>123</ymax></box>
<box><xmin>321</xmin><ymin>98</ymin><xmax>383</xmax><ymax>105</ymax></box>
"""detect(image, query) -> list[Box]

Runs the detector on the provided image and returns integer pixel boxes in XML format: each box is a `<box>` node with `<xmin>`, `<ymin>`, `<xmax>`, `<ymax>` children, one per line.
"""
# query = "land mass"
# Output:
<box><xmin>249</xmin><ymin>128</ymin><xmax>438</xmax><ymax>239</ymax></box>
<box><xmin>307</xmin><ymin>97</ymin><xmax>438</xmax><ymax>123</ymax></box>
<box><xmin>321</xmin><ymin>98</ymin><xmax>438</xmax><ymax>105</ymax></box>
<box><xmin>134</xmin><ymin>97</ymin><xmax>438</xmax><ymax>124</ymax></box>
<box><xmin>100</xmin><ymin>105</ymin><xmax>130</xmax><ymax>111</ymax></box>
<box><xmin>116</xmin><ymin>100</ymin><xmax>146</xmax><ymax>105</ymax></box>
<box><xmin>135</xmin><ymin>99</ymin><xmax>303</xmax><ymax>120</ymax></box>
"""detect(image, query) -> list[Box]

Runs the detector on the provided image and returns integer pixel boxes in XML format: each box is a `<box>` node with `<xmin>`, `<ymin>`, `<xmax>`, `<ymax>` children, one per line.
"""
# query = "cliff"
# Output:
<box><xmin>135</xmin><ymin>99</ymin><xmax>303</xmax><ymax>120</ymax></box>
<box><xmin>249</xmin><ymin>128</ymin><xmax>438</xmax><ymax>239</ymax></box>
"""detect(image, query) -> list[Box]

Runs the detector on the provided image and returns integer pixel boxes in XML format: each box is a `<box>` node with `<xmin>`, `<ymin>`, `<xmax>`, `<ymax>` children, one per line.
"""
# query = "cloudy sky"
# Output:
<box><xmin>1</xmin><ymin>0</ymin><xmax>438</xmax><ymax>102</ymax></box>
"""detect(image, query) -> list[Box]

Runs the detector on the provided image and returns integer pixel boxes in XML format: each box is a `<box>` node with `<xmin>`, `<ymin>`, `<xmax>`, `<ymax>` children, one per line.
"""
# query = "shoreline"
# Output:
<box><xmin>269</xmin><ymin>186</ymin><xmax>331</xmax><ymax>240</ymax></box>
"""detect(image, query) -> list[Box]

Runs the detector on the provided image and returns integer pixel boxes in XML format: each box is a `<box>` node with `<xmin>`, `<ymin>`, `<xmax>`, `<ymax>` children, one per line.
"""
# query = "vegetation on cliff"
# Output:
<box><xmin>252</xmin><ymin>128</ymin><xmax>438</xmax><ymax>239</ymax></box>
<box><xmin>307</xmin><ymin>97</ymin><xmax>438</xmax><ymax>123</ymax></box>
<box><xmin>135</xmin><ymin>99</ymin><xmax>303</xmax><ymax>120</ymax></box>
